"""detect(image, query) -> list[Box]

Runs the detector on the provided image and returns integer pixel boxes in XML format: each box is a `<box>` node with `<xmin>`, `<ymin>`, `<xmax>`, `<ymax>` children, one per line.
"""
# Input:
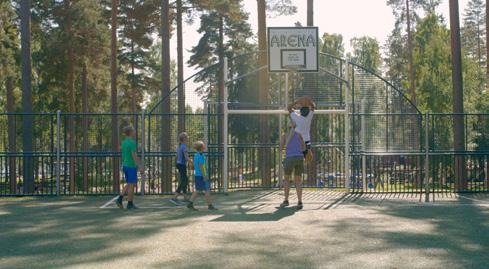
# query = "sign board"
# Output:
<box><xmin>267</xmin><ymin>27</ymin><xmax>319</xmax><ymax>72</ymax></box>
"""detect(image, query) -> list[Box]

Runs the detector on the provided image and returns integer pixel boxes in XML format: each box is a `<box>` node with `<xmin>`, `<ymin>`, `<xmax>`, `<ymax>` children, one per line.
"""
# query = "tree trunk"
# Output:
<box><xmin>307</xmin><ymin>0</ymin><xmax>314</xmax><ymax>26</ymax></box>
<box><xmin>306</xmin><ymin>0</ymin><xmax>317</xmax><ymax>187</ymax></box>
<box><xmin>406</xmin><ymin>0</ymin><xmax>416</xmax><ymax>105</ymax></box>
<box><xmin>131</xmin><ymin>40</ymin><xmax>138</xmax><ymax>142</ymax></box>
<box><xmin>218</xmin><ymin>16</ymin><xmax>225</xmax><ymax>190</ymax></box>
<box><xmin>177</xmin><ymin>0</ymin><xmax>185</xmax><ymax>134</ymax></box>
<box><xmin>66</xmin><ymin>0</ymin><xmax>76</xmax><ymax>193</ymax></box>
<box><xmin>82</xmin><ymin>62</ymin><xmax>89</xmax><ymax>192</ymax></box>
<box><xmin>449</xmin><ymin>0</ymin><xmax>467</xmax><ymax>190</ymax></box>
<box><xmin>406</xmin><ymin>0</ymin><xmax>422</xmax><ymax>187</ymax></box>
<box><xmin>486</xmin><ymin>0</ymin><xmax>488</xmax><ymax>82</ymax></box>
<box><xmin>111</xmin><ymin>0</ymin><xmax>120</xmax><ymax>193</ymax></box>
<box><xmin>257</xmin><ymin>0</ymin><xmax>271</xmax><ymax>187</ymax></box>
<box><xmin>20</xmin><ymin>0</ymin><xmax>34</xmax><ymax>194</ymax></box>
<box><xmin>6</xmin><ymin>77</ymin><xmax>16</xmax><ymax>194</ymax></box>
<box><xmin>161</xmin><ymin>0</ymin><xmax>172</xmax><ymax>193</ymax></box>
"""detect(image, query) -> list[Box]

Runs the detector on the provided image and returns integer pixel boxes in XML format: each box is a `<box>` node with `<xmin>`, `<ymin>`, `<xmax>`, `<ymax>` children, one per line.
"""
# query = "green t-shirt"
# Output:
<box><xmin>121</xmin><ymin>137</ymin><xmax>137</xmax><ymax>168</ymax></box>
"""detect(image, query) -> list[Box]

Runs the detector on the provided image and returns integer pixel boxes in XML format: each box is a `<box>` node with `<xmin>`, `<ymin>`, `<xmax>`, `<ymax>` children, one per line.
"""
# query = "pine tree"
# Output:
<box><xmin>0</xmin><ymin>1</ymin><xmax>19</xmax><ymax>193</ymax></box>
<box><xmin>462</xmin><ymin>0</ymin><xmax>486</xmax><ymax>91</ymax></box>
<box><xmin>118</xmin><ymin>0</ymin><xmax>160</xmax><ymax>114</ymax></box>
<box><xmin>449</xmin><ymin>0</ymin><xmax>467</xmax><ymax>190</ymax></box>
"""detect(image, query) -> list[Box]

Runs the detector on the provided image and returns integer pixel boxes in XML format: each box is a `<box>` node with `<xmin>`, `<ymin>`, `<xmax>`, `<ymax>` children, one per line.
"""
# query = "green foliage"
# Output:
<box><xmin>118</xmin><ymin>0</ymin><xmax>160</xmax><ymax>112</ymax></box>
<box><xmin>321</xmin><ymin>33</ymin><xmax>344</xmax><ymax>57</ymax></box>
<box><xmin>350</xmin><ymin>36</ymin><xmax>382</xmax><ymax>72</ymax></box>
<box><xmin>461</xmin><ymin>0</ymin><xmax>486</xmax><ymax>93</ymax></box>
<box><xmin>0</xmin><ymin>1</ymin><xmax>19</xmax><ymax>108</ymax></box>
<box><xmin>412</xmin><ymin>13</ymin><xmax>452</xmax><ymax>113</ymax></box>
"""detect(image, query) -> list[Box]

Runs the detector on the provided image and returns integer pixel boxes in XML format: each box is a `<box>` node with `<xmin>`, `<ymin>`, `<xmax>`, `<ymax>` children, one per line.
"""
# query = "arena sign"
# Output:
<box><xmin>268</xmin><ymin>27</ymin><xmax>319</xmax><ymax>72</ymax></box>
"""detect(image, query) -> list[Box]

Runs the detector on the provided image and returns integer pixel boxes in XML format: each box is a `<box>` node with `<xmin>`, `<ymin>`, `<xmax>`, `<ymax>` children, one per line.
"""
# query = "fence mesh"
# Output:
<box><xmin>1</xmin><ymin>53</ymin><xmax>488</xmax><ymax>195</ymax></box>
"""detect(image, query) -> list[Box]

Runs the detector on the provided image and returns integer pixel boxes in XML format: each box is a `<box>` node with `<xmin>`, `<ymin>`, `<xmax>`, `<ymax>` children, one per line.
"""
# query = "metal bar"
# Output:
<box><xmin>227</xmin><ymin>109</ymin><xmax>348</xmax><ymax>115</ymax></box>
<box><xmin>361</xmin><ymin>100</ymin><xmax>367</xmax><ymax>192</ymax></box>
<box><xmin>424</xmin><ymin>112</ymin><xmax>430</xmax><ymax>202</ymax></box>
<box><xmin>141</xmin><ymin>111</ymin><xmax>146</xmax><ymax>195</ymax></box>
<box><xmin>223</xmin><ymin>57</ymin><xmax>229</xmax><ymax>193</ymax></box>
<box><xmin>345</xmin><ymin>63</ymin><xmax>351</xmax><ymax>190</ymax></box>
<box><xmin>56</xmin><ymin>110</ymin><xmax>61</xmax><ymax>195</ymax></box>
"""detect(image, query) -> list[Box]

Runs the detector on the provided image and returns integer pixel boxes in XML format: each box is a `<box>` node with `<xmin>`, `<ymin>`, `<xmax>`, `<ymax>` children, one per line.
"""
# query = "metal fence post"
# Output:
<box><xmin>424</xmin><ymin>112</ymin><xmax>430</xmax><ymax>202</ymax></box>
<box><xmin>223</xmin><ymin>57</ymin><xmax>229</xmax><ymax>193</ymax></box>
<box><xmin>56</xmin><ymin>110</ymin><xmax>61</xmax><ymax>195</ymax></box>
<box><xmin>141</xmin><ymin>110</ymin><xmax>146</xmax><ymax>195</ymax></box>
<box><xmin>344</xmin><ymin>63</ymin><xmax>351</xmax><ymax>191</ymax></box>
<box><xmin>361</xmin><ymin>99</ymin><xmax>367</xmax><ymax>192</ymax></box>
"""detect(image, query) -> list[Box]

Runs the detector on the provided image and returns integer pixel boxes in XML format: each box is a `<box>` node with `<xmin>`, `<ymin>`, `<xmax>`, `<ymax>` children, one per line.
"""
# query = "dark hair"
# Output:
<box><xmin>123</xmin><ymin>126</ymin><xmax>134</xmax><ymax>136</ymax></box>
<box><xmin>300</xmin><ymin>107</ymin><xmax>310</xmax><ymax>117</ymax></box>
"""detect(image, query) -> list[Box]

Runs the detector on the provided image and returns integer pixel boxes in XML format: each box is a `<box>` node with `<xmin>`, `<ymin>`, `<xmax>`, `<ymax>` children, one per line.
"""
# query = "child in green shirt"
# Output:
<box><xmin>116</xmin><ymin>126</ymin><xmax>142</xmax><ymax>209</ymax></box>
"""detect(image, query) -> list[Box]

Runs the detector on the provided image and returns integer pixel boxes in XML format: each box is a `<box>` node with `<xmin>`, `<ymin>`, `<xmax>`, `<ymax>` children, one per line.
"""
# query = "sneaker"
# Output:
<box><xmin>115</xmin><ymin>196</ymin><xmax>123</xmax><ymax>209</ymax></box>
<box><xmin>169</xmin><ymin>198</ymin><xmax>180</xmax><ymax>206</ymax></box>
<box><xmin>127</xmin><ymin>203</ymin><xmax>138</xmax><ymax>210</ymax></box>
<box><xmin>208</xmin><ymin>204</ymin><xmax>218</xmax><ymax>211</ymax></box>
<box><xmin>187</xmin><ymin>202</ymin><xmax>198</xmax><ymax>211</ymax></box>
<box><xmin>297</xmin><ymin>202</ymin><xmax>303</xmax><ymax>210</ymax></box>
<box><xmin>279</xmin><ymin>200</ymin><xmax>289</xmax><ymax>208</ymax></box>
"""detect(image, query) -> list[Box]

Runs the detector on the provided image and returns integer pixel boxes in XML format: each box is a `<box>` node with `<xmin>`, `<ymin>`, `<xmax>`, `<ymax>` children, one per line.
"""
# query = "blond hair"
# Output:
<box><xmin>194</xmin><ymin>141</ymin><xmax>205</xmax><ymax>152</ymax></box>
<box><xmin>178</xmin><ymin>132</ymin><xmax>188</xmax><ymax>143</ymax></box>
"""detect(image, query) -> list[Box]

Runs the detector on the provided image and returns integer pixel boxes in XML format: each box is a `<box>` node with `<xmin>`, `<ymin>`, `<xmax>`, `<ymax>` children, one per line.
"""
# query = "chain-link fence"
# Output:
<box><xmin>2</xmin><ymin>53</ymin><xmax>488</xmax><ymax>196</ymax></box>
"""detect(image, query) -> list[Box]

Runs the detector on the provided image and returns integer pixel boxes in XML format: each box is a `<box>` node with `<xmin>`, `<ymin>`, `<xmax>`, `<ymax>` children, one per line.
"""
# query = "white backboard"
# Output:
<box><xmin>268</xmin><ymin>27</ymin><xmax>319</xmax><ymax>72</ymax></box>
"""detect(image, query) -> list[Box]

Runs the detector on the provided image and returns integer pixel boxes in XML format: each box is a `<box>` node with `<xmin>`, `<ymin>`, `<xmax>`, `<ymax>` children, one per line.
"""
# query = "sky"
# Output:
<box><xmin>168</xmin><ymin>0</ymin><xmax>470</xmax><ymax>109</ymax></box>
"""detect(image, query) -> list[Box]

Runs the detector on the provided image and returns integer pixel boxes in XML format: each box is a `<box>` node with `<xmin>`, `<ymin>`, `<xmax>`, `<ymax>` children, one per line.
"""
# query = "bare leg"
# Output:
<box><xmin>283</xmin><ymin>175</ymin><xmax>290</xmax><ymax>201</ymax></box>
<box><xmin>127</xmin><ymin>184</ymin><xmax>134</xmax><ymax>202</ymax></box>
<box><xmin>189</xmin><ymin>191</ymin><xmax>198</xmax><ymax>202</ymax></box>
<box><xmin>120</xmin><ymin>184</ymin><xmax>129</xmax><ymax>197</ymax></box>
<box><xmin>204</xmin><ymin>191</ymin><xmax>213</xmax><ymax>205</ymax></box>
<box><xmin>294</xmin><ymin>176</ymin><xmax>302</xmax><ymax>203</ymax></box>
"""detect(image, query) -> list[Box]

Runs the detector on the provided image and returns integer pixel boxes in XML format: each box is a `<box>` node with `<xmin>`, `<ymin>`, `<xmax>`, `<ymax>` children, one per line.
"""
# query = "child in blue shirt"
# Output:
<box><xmin>187</xmin><ymin>141</ymin><xmax>217</xmax><ymax>211</ymax></box>
<box><xmin>170</xmin><ymin>132</ymin><xmax>193</xmax><ymax>205</ymax></box>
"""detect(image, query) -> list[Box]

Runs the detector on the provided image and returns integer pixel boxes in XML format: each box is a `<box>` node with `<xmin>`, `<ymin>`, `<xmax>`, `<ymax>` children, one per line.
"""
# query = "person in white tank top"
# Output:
<box><xmin>287</xmin><ymin>96</ymin><xmax>315</xmax><ymax>148</ymax></box>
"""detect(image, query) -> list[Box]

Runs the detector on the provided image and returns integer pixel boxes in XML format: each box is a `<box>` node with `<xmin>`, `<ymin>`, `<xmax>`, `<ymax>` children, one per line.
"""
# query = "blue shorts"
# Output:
<box><xmin>123</xmin><ymin>166</ymin><xmax>137</xmax><ymax>184</ymax></box>
<box><xmin>194</xmin><ymin>176</ymin><xmax>210</xmax><ymax>191</ymax></box>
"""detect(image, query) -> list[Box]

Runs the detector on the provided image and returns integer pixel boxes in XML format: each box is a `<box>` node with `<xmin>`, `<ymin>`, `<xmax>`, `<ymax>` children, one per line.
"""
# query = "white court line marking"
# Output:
<box><xmin>458</xmin><ymin>195</ymin><xmax>489</xmax><ymax>204</ymax></box>
<box><xmin>100</xmin><ymin>196</ymin><xmax>119</xmax><ymax>209</ymax></box>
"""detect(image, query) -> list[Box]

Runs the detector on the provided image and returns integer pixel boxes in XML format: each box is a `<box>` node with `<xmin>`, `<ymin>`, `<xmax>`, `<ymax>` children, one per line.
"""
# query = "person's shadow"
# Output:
<box><xmin>211</xmin><ymin>206</ymin><xmax>297</xmax><ymax>222</ymax></box>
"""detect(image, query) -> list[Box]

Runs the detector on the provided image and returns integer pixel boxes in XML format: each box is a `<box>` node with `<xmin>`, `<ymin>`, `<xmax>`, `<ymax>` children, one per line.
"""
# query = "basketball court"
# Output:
<box><xmin>1</xmin><ymin>191</ymin><xmax>488</xmax><ymax>269</ymax></box>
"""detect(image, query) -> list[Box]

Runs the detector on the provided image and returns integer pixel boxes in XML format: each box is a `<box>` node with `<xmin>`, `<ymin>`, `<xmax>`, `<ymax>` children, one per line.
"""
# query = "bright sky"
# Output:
<box><xmin>169</xmin><ymin>0</ymin><xmax>470</xmax><ymax>109</ymax></box>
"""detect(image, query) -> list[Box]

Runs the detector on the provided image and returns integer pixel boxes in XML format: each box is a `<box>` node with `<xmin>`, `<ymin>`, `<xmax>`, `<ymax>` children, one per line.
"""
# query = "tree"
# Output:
<box><xmin>350</xmin><ymin>37</ymin><xmax>382</xmax><ymax>72</ymax></box>
<box><xmin>176</xmin><ymin>0</ymin><xmax>185</xmax><ymax>133</ymax></box>
<box><xmin>256</xmin><ymin>0</ymin><xmax>296</xmax><ymax>186</ymax></box>
<box><xmin>0</xmin><ymin>1</ymin><xmax>19</xmax><ymax>193</ymax></box>
<box><xmin>111</xmin><ymin>0</ymin><xmax>120</xmax><ymax>192</ymax></box>
<box><xmin>161</xmin><ymin>0</ymin><xmax>172</xmax><ymax>192</ymax></box>
<box><xmin>385</xmin><ymin>0</ymin><xmax>441</xmax><ymax>97</ymax></box>
<box><xmin>413</xmin><ymin>14</ymin><xmax>452</xmax><ymax>113</ymax></box>
<box><xmin>449</xmin><ymin>0</ymin><xmax>467</xmax><ymax>189</ymax></box>
<box><xmin>118</xmin><ymin>0</ymin><xmax>159</xmax><ymax>115</ymax></box>
<box><xmin>20</xmin><ymin>0</ymin><xmax>34</xmax><ymax>193</ymax></box>
<box><xmin>462</xmin><ymin>0</ymin><xmax>487</xmax><ymax>91</ymax></box>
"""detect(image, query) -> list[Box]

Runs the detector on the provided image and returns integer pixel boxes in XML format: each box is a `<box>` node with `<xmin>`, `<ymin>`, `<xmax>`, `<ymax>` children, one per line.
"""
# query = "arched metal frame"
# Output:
<box><xmin>147</xmin><ymin>50</ymin><xmax>422</xmax><ymax>192</ymax></box>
